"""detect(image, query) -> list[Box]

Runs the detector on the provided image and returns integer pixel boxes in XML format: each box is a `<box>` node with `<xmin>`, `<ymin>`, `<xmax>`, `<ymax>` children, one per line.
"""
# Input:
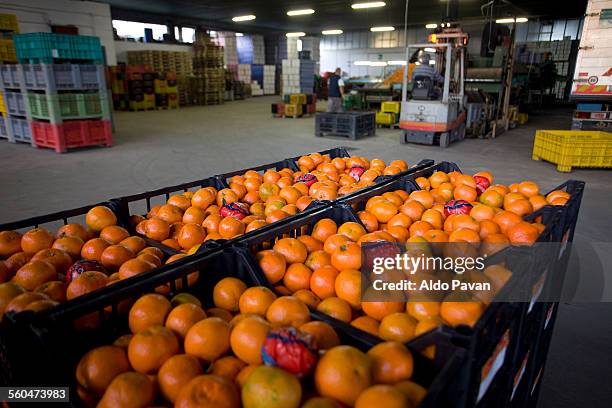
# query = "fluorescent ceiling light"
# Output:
<box><xmin>352</xmin><ymin>2</ymin><xmax>386</xmax><ymax>9</ymax></box>
<box><xmin>424</xmin><ymin>47</ymin><xmax>436</xmax><ymax>52</ymax></box>
<box><xmin>387</xmin><ymin>60</ymin><xmax>407</xmax><ymax>65</ymax></box>
<box><xmin>232</xmin><ymin>15</ymin><xmax>256</xmax><ymax>22</ymax></box>
<box><xmin>286</xmin><ymin>32</ymin><xmax>306</xmax><ymax>37</ymax></box>
<box><xmin>354</xmin><ymin>61</ymin><xmax>371</xmax><ymax>65</ymax></box>
<box><xmin>370</xmin><ymin>26</ymin><xmax>394</xmax><ymax>32</ymax></box>
<box><xmin>496</xmin><ymin>17</ymin><xmax>528</xmax><ymax>24</ymax></box>
<box><xmin>425</xmin><ymin>23</ymin><xmax>438</xmax><ymax>29</ymax></box>
<box><xmin>287</xmin><ymin>9</ymin><xmax>315</xmax><ymax>16</ymax></box>
<box><xmin>322</xmin><ymin>29</ymin><xmax>343</xmax><ymax>35</ymax></box>
<box><xmin>429</xmin><ymin>60</ymin><xmax>436</xmax><ymax>65</ymax></box>
<box><xmin>235</xmin><ymin>32</ymin><xmax>244</xmax><ymax>37</ymax></box>
<box><xmin>370</xmin><ymin>61</ymin><xmax>388</xmax><ymax>66</ymax></box>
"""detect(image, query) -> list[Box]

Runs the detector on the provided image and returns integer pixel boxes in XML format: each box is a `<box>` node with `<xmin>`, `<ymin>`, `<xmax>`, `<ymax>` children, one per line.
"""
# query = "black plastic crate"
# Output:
<box><xmin>315</xmin><ymin>112</ymin><xmax>376</xmax><ymax>140</ymax></box>
<box><xmin>3</xmin><ymin>246</ymin><xmax>467</xmax><ymax>408</ymax></box>
<box><xmin>215</xmin><ymin>159</ymin><xmax>299</xmax><ymax>187</ymax></box>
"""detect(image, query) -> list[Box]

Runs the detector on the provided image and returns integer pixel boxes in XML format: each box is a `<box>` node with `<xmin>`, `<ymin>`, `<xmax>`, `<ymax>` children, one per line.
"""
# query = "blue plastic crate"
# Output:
<box><xmin>0</xmin><ymin>114</ymin><xmax>6</xmax><ymax>138</ymax></box>
<box><xmin>4</xmin><ymin>91</ymin><xmax>26</xmax><ymax>116</ymax></box>
<box><xmin>21</xmin><ymin>64</ymin><xmax>105</xmax><ymax>91</ymax></box>
<box><xmin>0</xmin><ymin>64</ymin><xmax>21</xmax><ymax>89</ymax></box>
<box><xmin>7</xmin><ymin>115</ymin><xmax>31</xmax><ymax>143</ymax></box>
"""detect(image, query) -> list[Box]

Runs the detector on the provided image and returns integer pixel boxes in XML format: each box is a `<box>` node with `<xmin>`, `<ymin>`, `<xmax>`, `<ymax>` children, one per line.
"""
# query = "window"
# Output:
<box><xmin>181</xmin><ymin>27</ymin><xmax>195</xmax><ymax>43</ymax></box>
<box><xmin>112</xmin><ymin>20</ymin><xmax>167</xmax><ymax>40</ymax></box>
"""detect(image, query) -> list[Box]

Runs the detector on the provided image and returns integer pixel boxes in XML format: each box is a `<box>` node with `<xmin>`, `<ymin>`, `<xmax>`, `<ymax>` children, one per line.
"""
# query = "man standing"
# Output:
<box><xmin>327</xmin><ymin>67</ymin><xmax>345</xmax><ymax>113</ymax></box>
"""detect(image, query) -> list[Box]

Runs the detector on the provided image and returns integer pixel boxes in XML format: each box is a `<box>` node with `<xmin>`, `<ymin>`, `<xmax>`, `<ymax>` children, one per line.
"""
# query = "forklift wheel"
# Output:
<box><xmin>440</xmin><ymin>132</ymin><xmax>450</xmax><ymax>148</ymax></box>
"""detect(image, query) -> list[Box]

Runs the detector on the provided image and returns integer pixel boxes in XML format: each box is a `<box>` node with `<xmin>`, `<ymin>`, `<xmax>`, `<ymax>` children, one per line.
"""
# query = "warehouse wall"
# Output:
<box><xmin>0</xmin><ymin>0</ymin><xmax>116</xmax><ymax>64</ymax></box>
<box><xmin>114</xmin><ymin>41</ymin><xmax>193</xmax><ymax>63</ymax></box>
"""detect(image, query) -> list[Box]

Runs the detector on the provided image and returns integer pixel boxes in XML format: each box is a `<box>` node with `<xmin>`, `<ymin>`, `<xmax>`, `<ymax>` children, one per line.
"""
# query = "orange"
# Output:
<box><xmin>127</xmin><ymin>325</ymin><xmax>179</xmax><ymax>373</ymax></box>
<box><xmin>175</xmin><ymin>374</ymin><xmax>240</xmax><ymax>408</ymax></box>
<box><xmin>382</xmin><ymin>192</ymin><xmax>404</xmax><ymax>207</ymax></box>
<box><xmin>236</xmin><ymin>365</ymin><xmax>259</xmax><ymax>389</ymax></box>
<box><xmin>506</xmin><ymin>221</ymin><xmax>539</xmax><ymax>246</ymax></box>
<box><xmin>379</xmin><ymin>313</ymin><xmax>417</xmax><ymax>342</ymax></box>
<box><xmin>51</xmin><ymin>236</ymin><xmax>83</xmax><ymax>260</ymax></box>
<box><xmin>144</xmin><ymin>218</ymin><xmax>170</xmax><ymax>241</ymax></box>
<box><xmin>245</xmin><ymin>220</ymin><xmax>267</xmax><ymax>233</ymax></box>
<box><xmin>479</xmin><ymin>189</ymin><xmax>504</xmax><ymax>207</ymax></box>
<box><xmin>407</xmin><ymin>301</ymin><xmax>440</xmax><ymax>321</ymax></box>
<box><xmin>368</xmin><ymin>199</ymin><xmax>398</xmax><ymax>223</ymax></box>
<box><xmin>34</xmin><ymin>280</ymin><xmax>66</xmax><ymax>303</ymax></box>
<box><xmin>449</xmin><ymin>228</ymin><xmax>481</xmax><ymax>246</ymax></box>
<box><xmin>266</xmin><ymin>295</ymin><xmax>310</xmax><ymax>326</ymax></box>
<box><xmin>479</xmin><ymin>219</ymin><xmax>501</xmax><ymax>239</ymax></box>
<box><xmin>97</xmin><ymin>371</ymin><xmax>155</xmax><ymax>408</ymax></box>
<box><xmin>440</xmin><ymin>293</ymin><xmax>484</xmax><ymax>327</ymax></box>
<box><xmin>323</xmin><ymin>234</ymin><xmax>350</xmax><ymax>255</ymax></box>
<box><xmin>529</xmin><ymin>195</ymin><xmax>548</xmax><ymax>212</ymax></box>
<box><xmin>165</xmin><ymin>303</ymin><xmax>207</xmax><ymax>339</ymax></box>
<box><xmin>358</xmin><ymin>211</ymin><xmax>379</xmax><ymax>233</ymax></box>
<box><xmin>310</xmin><ymin>265</ymin><xmax>339</xmax><ymax>300</ymax></box>
<box><xmin>283</xmin><ymin>263</ymin><xmax>313</xmax><ymax>293</ymax></box>
<box><xmin>57</xmin><ymin>223</ymin><xmax>91</xmax><ymax>242</ymax></box>
<box><xmin>76</xmin><ymin>345</ymin><xmax>131</xmax><ymax>397</ymax></box>
<box><xmin>118</xmin><ymin>258</ymin><xmax>155</xmax><ymax>280</ymax></box>
<box><xmin>395</xmin><ymin>381</ymin><xmax>428</xmax><ymax>406</ymax></box>
<box><xmin>422</xmin><ymin>229</ymin><xmax>449</xmax><ymax>243</ymax></box>
<box><xmin>505</xmin><ymin>198</ymin><xmax>533</xmax><ymax>217</ymax></box>
<box><xmin>279</xmin><ymin>186</ymin><xmax>301</xmax><ymax>204</ymax></box>
<box><xmin>504</xmin><ymin>192</ymin><xmax>526</xmax><ymax>207</ymax></box>
<box><xmin>242</xmin><ymin>366</ymin><xmax>301</xmax><ymax>408</ymax></box>
<box><xmin>99</xmin><ymin>226</ymin><xmax>130</xmax><ymax>245</ymax></box>
<box><xmin>296</xmin><ymin>196</ymin><xmax>314</xmax><ymax>211</ymax></box>
<box><xmin>355</xmin><ymin>385</ymin><xmax>408</xmax><ymax>408</ymax></box>
<box><xmin>119</xmin><ymin>236</ymin><xmax>146</xmax><ymax>254</ymax></box>
<box><xmin>331</xmin><ymin>243</ymin><xmax>361</xmax><ymax>270</ymax></box>
<box><xmin>334</xmin><ymin>269</ymin><xmax>361</xmax><ymax>308</ymax></box>
<box><xmin>20</xmin><ymin>228</ymin><xmax>54</xmax><ymax>254</ymax></box>
<box><xmin>409</xmin><ymin>191</ymin><xmax>434</xmax><ymax>209</ymax></box>
<box><xmin>13</xmin><ymin>260</ymin><xmax>56</xmax><ymax>291</ymax></box>
<box><xmin>367</xmin><ymin>341</ymin><xmax>414</xmax><ymax>384</ymax></box>
<box><xmin>315</xmin><ymin>345</ymin><xmax>372</xmax><ymax>406</ymax></box>
<box><xmin>305</xmin><ymin>250</ymin><xmax>331</xmax><ymax>271</ymax></box>
<box><xmin>273</xmin><ymin>238</ymin><xmax>308</xmax><ymax>264</ymax></box>
<box><xmin>0</xmin><ymin>282</ymin><xmax>26</xmax><ymax>315</ymax></box>
<box><xmin>86</xmin><ymin>206</ymin><xmax>117</xmax><ymax>233</ymax></box>
<box><xmin>129</xmin><ymin>293</ymin><xmax>171</xmax><ymax>334</ymax></box>
<box><xmin>167</xmin><ymin>195</ymin><xmax>192</xmax><ymax>211</ymax></box>
<box><xmin>546</xmin><ymin>190</ymin><xmax>570</xmax><ymax>204</ymax></box>
<box><xmin>203</xmin><ymin>213</ymin><xmax>222</xmax><ymax>234</ymax></box>
<box><xmin>0</xmin><ymin>231</ymin><xmax>22</xmax><ymax>258</ymax></box>
<box><xmin>65</xmin><ymin>271</ymin><xmax>108</xmax><ymax>300</ymax></box>
<box><xmin>455</xmin><ymin>174</ymin><xmax>477</xmax><ymax>188</ymax></box>
<box><xmin>518</xmin><ymin>181</ymin><xmax>540</xmax><ymax>197</ymax></box>
<box><xmin>470</xmin><ymin>204</ymin><xmax>495</xmax><ymax>221</ymax></box>
<box><xmin>100</xmin><ymin>245</ymin><xmax>134</xmax><ymax>271</ymax></box>
<box><xmin>139</xmin><ymin>246</ymin><xmax>164</xmax><ymax>259</ymax></box>
<box><xmin>387</xmin><ymin>213</ymin><xmax>413</xmax><ymax>229</ymax></box>
<box><xmin>239</xmin><ymin>286</ymin><xmax>277</xmax><ymax>316</ymax></box>
<box><xmin>415</xmin><ymin>318</ymin><xmax>444</xmax><ymax>337</ymax></box>
<box><xmin>210</xmin><ymin>355</ymin><xmax>246</xmax><ymax>382</ymax></box>
<box><xmin>362</xmin><ymin>301</ymin><xmax>405</xmax><ymax>321</ymax></box>
<box><xmin>257</xmin><ymin>250</ymin><xmax>287</xmax><ymax>284</ymax></box>
<box><xmin>484</xmin><ymin>264</ymin><xmax>513</xmax><ymax>292</ymax></box>
<box><xmin>191</xmin><ymin>188</ymin><xmax>216</xmax><ymax>209</ymax></box>
<box><xmin>383</xmin><ymin>165</ymin><xmax>402</xmax><ymax>176</ymax></box>
<box><xmin>400</xmin><ymin>200</ymin><xmax>426</xmax><ymax>222</ymax></box>
<box><xmin>429</xmin><ymin>171</ymin><xmax>450</xmax><ymax>188</ymax></box>
<box><xmin>218</xmin><ymin>217</ymin><xmax>246</xmax><ymax>239</ymax></box>
<box><xmin>302</xmin><ymin>397</ymin><xmax>342</xmax><ymax>408</ymax></box>
<box><xmin>217</xmin><ymin>189</ymin><xmax>239</xmax><ymax>207</ymax></box>
<box><xmin>259</xmin><ymin>182</ymin><xmax>281</xmax><ymax>202</ymax></box>
<box><xmin>206</xmin><ymin>307</ymin><xmax>233</xmax><ymax>322</ymax></box>
<box><xmin>4</xmin><ymin>292</ymin><xmax>48</xmax><ymax>314</ymax></box>
<box><xmin>162</xmin><ymin>238</ymin><xmax>181</xmax><ymax>251</ymax></box>
<box><xmin>158</xmin><ymin>353</ymin><xmax>203</xmax><ymax>403</ymax></box>
<box><xmin>214</xmin><ymin>277</ymin><xmax>247</xmax><ymax>312</ymax></box>
<box><xmin>337</xmin><ymin>222</ymin><xmax>367</xmax><ymax>242</ymax></box>
<box><xmin>409</xmin><ymin>220</ymin><xmax>433</xmax><ymax>238</ymax></box>
<box><xmin>31</xmin><ymin>248</ymin><xmax>72</xmax><ymax>274</ymax></box>
<box><xmin>317</xmin><ymin>297</ymin><xmax>352</xmax><ymax>323</ymax></box>
<box><xmin>230</xmin><ymin>182</ymin><xmax>248</xmax><ymax>199</ymax></box>
<box><xmin>183</xmin><ymin>206</ymin><xmax>207</xmax><ymax>225</ymax></box>
<box><xmin>351</xmin><ymin>316</ymin><xmax>380</xmax><ymax>337</ymax></box>
<box><xmin>293</xmin><ymin>289</ymin><xmax>321</xmax><ymax>308</ymax></box>
<box><xmin>184</xmin><ymin>317</ymin><xmax>231</xmax><ymax>361</ymax></box>
<box><xmin>415</xmin><ymin>177</ymin><xmax>430</xmax><ymax>190</ymax></box>
<box><xmin>453</xmin><ymin>184</ymin><xmax>478</xmax><ymax>202</ymax></box>
<box><xmin>230</xmin><ymin>315</ymin><xmax>271</xmax><ymax>364</ymax></box>
<box><xmin>299</xmin><ymin>321</ymin><xmax>340</xmax><ymax>349</ymax></box>
<box><xmin>493</xmin><ymin>211</ymin><xmax>523</xmax><ymax>234</ymax></box>
<box><xmin>421</xmin><ymin>209</ymin><xmax>444</xmax><ymax>229</ymax></box>
<box><xmin>481</xmin><ymin>233</ymin><xmax>511</xmax><ymax>256</ymax></box>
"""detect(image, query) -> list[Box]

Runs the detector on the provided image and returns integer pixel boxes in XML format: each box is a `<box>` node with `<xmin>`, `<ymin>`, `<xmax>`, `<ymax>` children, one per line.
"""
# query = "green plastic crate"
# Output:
<box><xmin>27</xmin><ymin>92</ymin><xmax>110</xmax><ymax>122</ymax></box>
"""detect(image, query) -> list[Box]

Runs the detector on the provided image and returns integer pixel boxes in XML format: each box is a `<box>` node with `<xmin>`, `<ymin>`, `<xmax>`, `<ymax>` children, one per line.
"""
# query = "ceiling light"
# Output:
<box><xmin>387</xmin><ymin>60</ymin><xmax>407</xmax><ymax>65</ymax></box>
<box><xmin>235</xmin><ymin>33</ymin><xmax>244</xmax><ymax>37</ymax></box>
<box><xmin>424</xmin><ymin>47</ymin><xmax>436</xmax><ymax>52</ymax></box>
<box><xmin>322</xmin><ymin>29</ymin><xmax>343</xmax><ymax>35</ymax></box>
<box><xmin>425</xmin><ymin>23</ymin><xmax>438</xmax><ymax>29</ymax></box>
<box><xmin>370</xmin><ymin>61</ymin><xmax>388</xmax><ymax>66</ymax></box>
<box><xmin>352</xmin><ymin>2</ymin><xmax>386</xmax><ymax>9</ymax></box>
<box><xmin>496</xmin><ymin>17</ymin><xmax>528</xmax><ymax>24</ymax></box>
<box><xmin>370</xmin><ymin>26</ymin><xmax>394</xmax><ymax>32</ymax></box>
<box><xmin>429</xmin><ymin>60</ymin><xmax>436</xmax><ymax>65</ymax></box>
<box><xmin>286</xmin><ymin>32</ymin><xmax>306</xmax><ymax>37</ymax></box>
<box><xmin>415</xmin><ymin>62</ymin><xmax>421</xmax><ymax>66</ymax></box>
<box><xmin>354</xmin><ymin>61</ymin><xmax>371</xmax><ymax>65</ymax></box>
<box><xmin>232</xmin><ymin>15</ymin><xmax>256</xmax><ymax>22</ymax></box>
<box><xmin>287</xmin><ymin>9</ymin><xmax>315</xmax><ymax>16</ymax></box>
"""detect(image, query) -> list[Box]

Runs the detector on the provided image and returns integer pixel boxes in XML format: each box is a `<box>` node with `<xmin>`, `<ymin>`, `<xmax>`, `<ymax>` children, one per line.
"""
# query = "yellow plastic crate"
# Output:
<box><xmin>518</xmin><ymin>113</ymin><xmax>528</xmax><ymax>125</ymax></box>
<box><xmin>0</xmin><ymin>39</ymin><xmax>16</xmax><ymax>63</ymax></box>
<box><xmin>290</xmin><ymin>94</ymin><xmax>306</xmax><ymax>105</ymax></box>
<box><xmin>285</xmin><ymin>103</ymin><xmax>303</xmax><ymax>117</ymax></box>
<box><xmin>381</xmin><ymin>101</ymin><xmax>401</xmax><ymax>114</ymax></box>
<box><xmin>0</xmin><ymin>14</ymin><xmax>19</xmax><ymax>33</ymax></box>
<box><xmin>376</xmin><ymin>111</ymin><xmax>396</xmax><ymax>125</ymax></box>
<box><xmin>0</xmin><ymin>93</ymin><xmax>5</xmax><ymax>114</ymax></box>
<box><xmin>532</xmin><ymin>130</ymin><xmax>612</xmax><ymax>172</ymax></box>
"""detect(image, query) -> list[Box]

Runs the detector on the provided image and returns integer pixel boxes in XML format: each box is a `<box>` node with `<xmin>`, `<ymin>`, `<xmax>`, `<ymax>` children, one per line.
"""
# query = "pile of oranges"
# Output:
<box><xmin>252</xmin><ymin>169</ymin><xmax>571</xmax><ymax>340</ymax></box>
<box><xmin>131</xmin><ymin>153</ymin><xmax>411</xmax><ymax>253</ymax></box>
<box><xmin>0</xmin><ymin>206</ymin><xmax>179</xmax><ymax>320</ymax></box>
<box><xmin>76</xmin><ymin>279</ymin><xmax>427</xmax><ymax>408</ymax></box>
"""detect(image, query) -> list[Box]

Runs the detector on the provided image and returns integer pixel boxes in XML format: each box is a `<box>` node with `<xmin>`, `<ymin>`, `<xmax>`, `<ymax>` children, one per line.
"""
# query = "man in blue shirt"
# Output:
<box><xmin>327</xmin><ymin>68</ymin><xmax>345</xmax><ymax>112</ymax></box>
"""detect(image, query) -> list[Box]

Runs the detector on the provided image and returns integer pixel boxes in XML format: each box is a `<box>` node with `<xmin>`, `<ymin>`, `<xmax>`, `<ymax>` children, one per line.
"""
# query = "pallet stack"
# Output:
<box><xmin>192</xmin><ymin>31</ymin><xmax>225</xmax><ymax>105</ymax></box>
<box><xmin>263</xmin><ymin>65</ymin><xmax>276</xmax><ymax>95</ymax></box>
<box><xmin>109</xmin><ymin>65</ymin><xmax>180</xmax><ymax>111</ymax></box>
<box><xmin>281</xmin><ymin>59</ymin><xmax>316</xmax><ymax>95</ymax></box>
<box><xmin>0</xmin><ymin>13</ymin><xmax>19</xmax><ymax>142</ymax></box>
<box><xmin>252</xmin><ymin>35</ymin><xmax>265</xmax><ymax>65</ymax></box>
<box><xmin>154</xmin><ymin>72</ymin><xmax>179</xmax><ymax>109</ymax></box>
<box><xmin>271</xmin><ymin>93</ymin><xmax>317</xmax><ymax>118</ymax></box>
<box><xmin>0</xmin><ymin>32</ymin><xmax>111</xmax><ymax>153</ymax></box>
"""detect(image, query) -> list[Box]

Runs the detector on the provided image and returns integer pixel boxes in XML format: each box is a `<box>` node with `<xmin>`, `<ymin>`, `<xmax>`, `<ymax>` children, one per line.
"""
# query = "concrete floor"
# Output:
<box><xmin>0</xmin><ymin>96</ymin><xmax>611</xmax><ymax>406</ymax></box>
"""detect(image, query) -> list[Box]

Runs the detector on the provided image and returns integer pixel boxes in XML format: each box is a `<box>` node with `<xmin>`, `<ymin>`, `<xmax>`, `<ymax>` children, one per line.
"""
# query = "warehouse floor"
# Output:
<box><xmin>0</xmin><ymin>96</ymin><xmax>611</xmax><ymax>406</ymax></box>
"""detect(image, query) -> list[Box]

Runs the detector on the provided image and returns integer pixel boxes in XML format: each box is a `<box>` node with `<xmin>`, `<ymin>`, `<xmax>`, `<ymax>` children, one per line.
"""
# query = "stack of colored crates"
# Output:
<box><xmin>154</xmin><ymin>72</ymin><xmax>179</xmax><ymax>109</ymax></box>
<box><xmin>0</xmin><ymin>14</ymin><xmax>19</xmax><ymax>65</ymax></box>
<box><xmin>272</xmin><ymin>93</ymin><xmax>317</xmax><ymax>118</ymax></box>
<box><xmin>2</xmin><ymin>32</ymin><xmax>112</xmax><ymax>153</ymax></box>
<box><xmin>376</xmin><ymin>101</ymin><xmax>401</xmax><ymax>126</ymax></box>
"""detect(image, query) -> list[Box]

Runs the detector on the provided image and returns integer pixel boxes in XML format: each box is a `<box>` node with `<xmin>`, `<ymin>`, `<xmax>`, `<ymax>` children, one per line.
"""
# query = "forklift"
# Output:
<box><xmin>399</xmin><ymin>27</ymin><xmax>469</xmax><ymax>147</ymax></box>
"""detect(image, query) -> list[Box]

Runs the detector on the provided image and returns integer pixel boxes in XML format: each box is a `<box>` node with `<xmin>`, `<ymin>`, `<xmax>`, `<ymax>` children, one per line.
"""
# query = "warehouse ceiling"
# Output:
<box><xmin>101</xmin><ymin>0</ymin><xmax>589</xmax><ymax>33</ymax></box>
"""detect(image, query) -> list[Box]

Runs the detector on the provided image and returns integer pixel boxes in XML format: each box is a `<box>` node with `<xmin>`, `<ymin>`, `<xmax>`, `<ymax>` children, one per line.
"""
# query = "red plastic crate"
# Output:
<box><xmin>31</xmin><ymin>120</ymin><xmax>113</xmax><ymax>153</ymax></box>
<box><xmin>307</xmin><ymin>103</ymin><xmax>316</xmax><ymax>114</ymax></box>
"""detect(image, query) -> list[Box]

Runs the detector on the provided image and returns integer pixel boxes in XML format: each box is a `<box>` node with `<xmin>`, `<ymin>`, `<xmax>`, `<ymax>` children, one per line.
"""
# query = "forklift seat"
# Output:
<box><xmin>412</xmin><ymin>75</ymin><xmax>440</xmax><ymax>100</ymax></box>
